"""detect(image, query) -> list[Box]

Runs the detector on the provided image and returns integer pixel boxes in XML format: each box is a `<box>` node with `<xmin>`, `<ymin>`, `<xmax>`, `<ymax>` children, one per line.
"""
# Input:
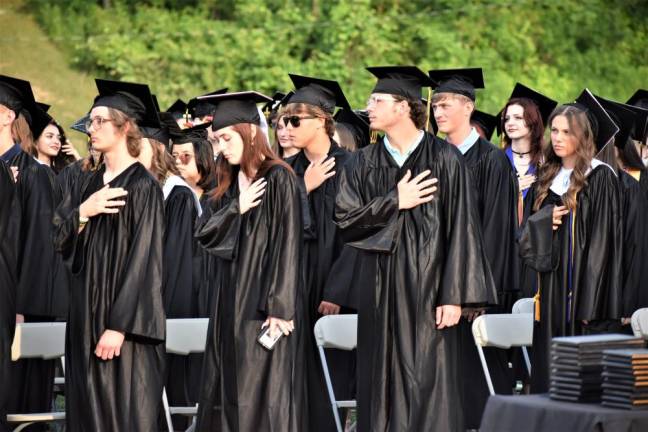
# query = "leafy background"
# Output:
<box><xmin>1</xmin><ymin>0</ymin><xmax>646</xmax><ymax>147</ymax></box>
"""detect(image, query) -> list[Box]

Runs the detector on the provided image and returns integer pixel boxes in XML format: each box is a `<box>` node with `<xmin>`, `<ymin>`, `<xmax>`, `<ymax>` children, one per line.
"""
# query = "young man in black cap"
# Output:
<box><xmin>53</xmin><ymin>79</ymin><xmax>166</xmax><ymax>431</ymax></box>
<box><xmin>430</xmin><ymin>67</ymin><xmax>520</xmax><ymax>428</ymax></box>
<box><xmin>282</xmin><ymin>74</ymin><xmax>356</xmax><ymax>432</ymax></box>
<box><xmin>335</xmin><ymin>65</ymin><xmax>496</xmax><ymax>432</ymax></box>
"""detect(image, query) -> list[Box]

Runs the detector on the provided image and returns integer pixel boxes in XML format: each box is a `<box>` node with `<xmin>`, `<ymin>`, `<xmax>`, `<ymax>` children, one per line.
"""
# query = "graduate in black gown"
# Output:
<box><xmin>193</xmin><ymin>91</ymin><xmax>306</xmax><ymax>431</ymax></box>
<box><xmin>595</xmin><ymin>96</ymin><xmax>648</xmax><ymax>326</ymax></box>
<box><xmin>335</xmin><ymin>66</ymin><xmax>497</xmax><ymax>432</ymax></box>
<box><xmin>53</xmin><ymin>79</ymin><xmax>166</xmax><ymax>431</ymax></box>
<box><xmin>519</xmin><ymin>90</ymin><xmax>623</xmax><ymax>393</ymax></box>
<box><xmin>282</xmin><ymin>75</ymin><xmax>355</xmax><ymax>431</ymax></box>
<box><xmin>430</xmin><ymin>68</ymin><xmax>519</xmax><ymax>428</ymax></box>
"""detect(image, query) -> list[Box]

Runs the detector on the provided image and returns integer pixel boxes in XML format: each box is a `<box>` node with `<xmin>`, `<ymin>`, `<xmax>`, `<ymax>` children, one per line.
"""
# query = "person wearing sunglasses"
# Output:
<box><xmin>334</xmin><ymin>66</ymin><xmax>496</xmax><ymax>432</ymax></box>
<box><xmin>280</xmin><ymin>74</ymin><xmax>358</xmax><ymax>432</ymax></box>
<box><xmin>53</xmin><ymin>79</ymin><xmax>166</xmax><ymax>432</ymax></box>
<box><xmin>193</xmin><ymin>91</ymin><xmax>306</xmax><ymax>432</ymax></box>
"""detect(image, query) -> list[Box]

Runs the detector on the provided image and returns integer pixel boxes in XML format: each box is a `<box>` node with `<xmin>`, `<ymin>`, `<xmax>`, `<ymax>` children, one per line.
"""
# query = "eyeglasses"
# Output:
<box><xmin>85</xmin><ymin>117</ymin><xmax>114</xmax><ymax>131</ymax></box>
<box><xmin>172</xmin><ymin>152</ymin><xmax>194</xmax><ymax>165</ymax></box>
<box><xmin>366</xmin><ymin>95</ymin><xmax>397</xmax><ymax>107</ymax></box>
<box><xmin>282</xmin><ymin>115</ymin><xmax>317</xmax><ymax>128</ymax></box>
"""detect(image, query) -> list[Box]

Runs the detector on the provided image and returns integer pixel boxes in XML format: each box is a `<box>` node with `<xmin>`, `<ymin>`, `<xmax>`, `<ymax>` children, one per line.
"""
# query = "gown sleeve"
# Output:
<box><xmin>106</xmin><ymin>178</ymin><xmax>166</xmax><ymax>342</ymax></box>
<box><xmin>195</xmin><ymin>197</ymin><xmax>242</xmax><ymax>260</ymax></box>
<box><xmin>334</xmin><ymin>152</ymin><xmax>401</xmax><ymax>253</ymax></box>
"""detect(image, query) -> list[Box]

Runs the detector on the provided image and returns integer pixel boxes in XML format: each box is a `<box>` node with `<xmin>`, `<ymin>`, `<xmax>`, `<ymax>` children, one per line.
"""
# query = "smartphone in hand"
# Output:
<box><xmin>257</xmin><ymin>326</ymin><xmax>284</xmax><ymax>351</ymax></box>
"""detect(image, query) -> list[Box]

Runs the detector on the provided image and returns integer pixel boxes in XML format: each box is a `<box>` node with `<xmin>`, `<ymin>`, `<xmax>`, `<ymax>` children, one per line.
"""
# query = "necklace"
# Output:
<box><xmin>511</xmin><ymin>149</ymin><xmax>531</xmax><ymax>158</ymax></box>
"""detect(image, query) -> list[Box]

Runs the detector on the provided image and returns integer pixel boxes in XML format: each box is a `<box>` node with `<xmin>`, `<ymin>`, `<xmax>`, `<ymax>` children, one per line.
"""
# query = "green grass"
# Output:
<box><xmin>0</xmin><ymin>0</ymin><xmax>95</xmax><ymax>149</ymax></box>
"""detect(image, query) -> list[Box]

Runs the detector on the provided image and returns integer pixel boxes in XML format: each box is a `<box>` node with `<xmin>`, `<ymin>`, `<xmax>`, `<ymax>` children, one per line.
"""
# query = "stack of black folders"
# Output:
<box><xmin>550</xmin><ymin>334</ymin><xmax>645</xmax><ymax>403</ymax></box>
<box><xmin>602</xmin><ymin>348</ymin><xmax>648</xmax><ymax>409</ymax></box>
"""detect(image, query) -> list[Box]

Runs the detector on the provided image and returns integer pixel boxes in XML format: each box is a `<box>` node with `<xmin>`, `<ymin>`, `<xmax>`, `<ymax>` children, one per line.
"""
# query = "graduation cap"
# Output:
<box><xmin>334</xmin><ymin>108</ymin><xmax>370</xmax><ymax>148</ymax></box>
<box><xmin>0</xmin><ymin>75</ymin><xmax>36</xmax><ymax>113</ymax></box>
<box><xmin>262</xmin><ymin>91</ymin><xmax>286</xmax><ymax>114</ymax></box>
<box><xmin>70</xmin><ymin>114</ymin><xmax>90</xmax><ymax>135</ymax></box>
<box><xmin>288</xmin><ymin>74</ymin><xmax>351</xmax><ymax>114</ymax></box>
<box><xmin>151</xmin><ymin>94</ymin><xmax>161</xmax><ymax>112</ymax></box>
<box><xmin>627</xmin><ymin>89</ymin><xmax>648</xmax><ymax>109</ymax></box>
<box><xmin>36</xmin><ymin>102</ymin><xmax>51</xmax><ymax>113</ymax></box>
<box><xmin>166</xmin><ymin>99</ymin><xmax>187</xmax><ymax>115</ymax></box>
<box><xmin>572</xmin><ymin>88</ymin><xmax>619</xmax><ymax>152</ymax></box>
<box><xmin>187</xmin><ymin>88</ymin><xmax>228</xmax><ymax>119</ymax></box>
<box><xmin>429</xmin><ymin>68</ymin><xmax>484</xmax><ymax>101</ymax></box>
<box><xmin>170</xmin><ymin>123</ymin><xmax>209</xmax><ymax>146</ymax></box>
<box><xmin>595</xmin><ymin>95</ymin><xmax>639</xmax><ymax>149</ymax></box>
<box><xmin>367</xmin><ymin>66</ymin><xmax>434</xmax><ymax>101</ymax></box>
<box><xmin>508</xmin><ymin>83</ymin><xmax>558</xmax><ymax>127</ymax></box>
<box><xmin>30</xmin><ymin>105</ymin><xmax>55</xmax><ymax>139</ymax></box>
<box><xmin>471</xmin><ymin>110</ymin><xmax>499</xmax><ymax>141</ymax></box>
<box><xmin>197</xmin><ymin>91</ymin><xmax>272</xmax><ymax>132</ymax></box>
<box><xmin>92</xmin><ymin>79</ymin><xmax>161</xmax><ymax>128</ymax></box>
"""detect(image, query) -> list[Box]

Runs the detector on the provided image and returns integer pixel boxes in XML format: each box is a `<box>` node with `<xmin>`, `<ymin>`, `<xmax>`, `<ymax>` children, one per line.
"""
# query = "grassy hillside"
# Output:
<box><xmin>0</xmin><ymin>0</ymin><xmax>95</xmax><ymax>149</ymax></box>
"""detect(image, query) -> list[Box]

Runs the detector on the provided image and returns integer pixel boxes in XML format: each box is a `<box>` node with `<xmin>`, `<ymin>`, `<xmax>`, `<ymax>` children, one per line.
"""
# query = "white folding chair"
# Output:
<box><xmin>7</xmin><ymin>322</ymin><xmax>67</xmax><ymax>432</ymax></box>
<box><xmin>631</xmin><ymin>308</ymin><xmax>648</xmax><ymax>338</ymax></box>
<box><xmin>313</xmin><ymin>314</ymin><xmax>357</xmax><ymax>432</ymax></box>
<box><xmin>163</xmin><ymin>318</ymin><xmax>209</xmax><ymax>432</ymax></box>
<box><xmin>511</xmin><ymin>297</ymin><xmax>535</xmax><ymax>373</ymax></box>
<box><xmin>472</xmin><ymin>314</ymin><xmax>533</xmax><ymax>395</ymax></box>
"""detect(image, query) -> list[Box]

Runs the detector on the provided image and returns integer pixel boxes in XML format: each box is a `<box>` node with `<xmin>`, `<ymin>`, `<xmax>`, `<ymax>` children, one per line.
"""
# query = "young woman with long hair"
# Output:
<box><xmin>194</xmin><ymin>91</ymin><xmax>305</xmax><ymax>431</ymax></box>
<box><xmin>519</xmin><ymin>94</ymin><xmax>623</xmax><ymax>393</ymax></box>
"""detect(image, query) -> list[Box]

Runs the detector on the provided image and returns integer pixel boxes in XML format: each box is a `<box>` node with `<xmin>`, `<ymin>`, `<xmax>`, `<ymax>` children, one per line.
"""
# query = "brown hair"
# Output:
<box><xmin>392</xmin><ymin>95</ymin><xmax>427</xmax><ymax>130</ymax></box>
<box><xmin>210</xmin><ymin>123</ymin><xmax>292</xmax><ymax>202</ymax></box>
<box><xmin>107</xmin><ymin>108</ymin><xmax>142</xmax><ymax>157</ymax></box>
<box><xmin>500</xmin><ymin>98</ymin><xmax>545</xmax><ymax>167</ymax></box>
<box><xmin>144</xmin><ymin>137</ymin><xmax>180</xmax><ymax>183</ymax></box>
<box><xmin>283</xmin><ymin>103</ymin><xmax>335</xmax><ymax>137</ymax></box>
<box><xmin>533</xmin><ymin>105</ymin><xmax>596</xmax><ymax>211</ymax></box>
<box><xmin>12</xmin><ymin>111</ymin><xmax>34</xmax><ymax>152</ymax></box>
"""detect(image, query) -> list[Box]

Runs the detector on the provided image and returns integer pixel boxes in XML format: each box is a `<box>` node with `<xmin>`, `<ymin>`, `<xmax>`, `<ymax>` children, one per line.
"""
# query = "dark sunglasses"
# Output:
<box><xmin>282</xmin><ymin>115</ymin><xmax>317</xmax><ymax>128</ymax></box>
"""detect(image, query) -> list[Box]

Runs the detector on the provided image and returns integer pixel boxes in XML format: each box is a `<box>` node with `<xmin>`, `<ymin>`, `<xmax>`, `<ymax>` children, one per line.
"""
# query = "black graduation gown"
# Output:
<box><xmin>6</xmin><ymin>152</ymin><xmax>62</xmax><ymax>429</ymax></box>
<box><xmin>334</xmin><ymin>133</ymin><xmax>497</xmax><ymax>432</ymax></box>
<box><xmin>162</xmin><ymin>182</ymin><xmax>201</xmax><ymax>428</ymax></box>
<box><xmin>519</xmin><ymin>165</ymin><xmax>623</xmax><ymax>393</ymax></box>
<box><xmin>457</xmin><ymin>138</ymin><xmax>520</xmax><ymax>428</ymax></box>
<box><xmin>194</xmin><ymin>164</ymin><xmax>306</xmax><ymax>432</ymax></box>
<box><xmin>0</xmin><ymin>160</ymin><xmax>16</xmax><ymax>432</ymax></box>
<box><xmin>286</xmin><ymin>143</ymin><xmax>355</xmax><ymax>431</ymax></box>
<box><xmin>619</xmin><ymin>170</ymin><xmax>648</xmax><ymax>317</ymax></box>
<box><xmin>53</xmin><ymin>162</ymin><xmax>166</xmax><ymax>432</ymax></box>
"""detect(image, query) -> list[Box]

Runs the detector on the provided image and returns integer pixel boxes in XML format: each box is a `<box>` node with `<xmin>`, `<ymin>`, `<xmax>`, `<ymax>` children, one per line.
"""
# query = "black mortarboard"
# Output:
<box><xmin>627</xmin><ymin>89</ymin><xmax>648</xmax><ymax>110</ymax></box>
<box><xmin>334</xmin><ymin>108</ymin><xmax>370</xmax><ymax>148</ymax></box>
<box><xmin>0</xmin><ymin>75</ymin><xmax>36</xmax><ymax>113</ymax></box>
<box><xmin>71</xmin><ymin>114</ymin><xmax>90</xmax><ymax>135</ymax></box>
<box><xmin>170</xmin><ymin>124</ymin><xmax>208</xmax><ymax>145</ymax></box>
<box><xmin>595</xmin><ymin>95</ymin><xmax>639</xmax><ymax>149</ymax></box>
<box><xmin>151</xmin><ymin>94</ymin><xmax>161</xmax><ymax>112</ymax></box>
<box><xmin>141</xmin><ymin>111</ymin><xmax>175</xmax><ymax>145</ymax></box>
<box><xmin>36</xmin><ymin>102</ymin><xmax>51</xmax><ymax>113</ymax></box>
<box><xmin>197</xmin><ymin>91</ymin><xmax>272</xmax><ymax>132</ymax></box>
<box><xmin>262</xmin><ymin>92</ymin><xmax>286</xmax><ymax>114</ymax></box>
<box><xmin>572</xmin><ymin>89</ymin><xmax>619</xmax><ymax>152</ymax></box>
<box><xmin>30</xmin><ymin>105</ymin><xmax>54</xmax><ymax>139</ymax></box>
<box><xmin>288</xmin><ymin>74</ymin><xmax>351</xmax><ymax>114</ymax></box>
<box><xmin>624</xmin><ymin>104</ymin><xmax>648</xmax><ymax>142</ymax></box>
<box><xmin>471</xmin><ymin>110</ymin><xmax>499</xmax><ymax>141</ymax></box>
<box><xmin>92</xmin><ymin>79</ymin><xmax>161</xmax><ymax>128</ymax></box>
<box><xmin>429</xmin><ymin>68</ymin><xmax>484</xmax><ymax>101</ymax></box>
<box><xmin>508</xmin><ymin>83</ymin><xmax>558</xmax><ymax>127</ymax></box>
<box><xmin>187</xmin><ymin>88</ymin><xmax>228</xmax><ymax>119</ymax></box>
<box><xmin>367</xmin><ymin>66</ymin><xmax>434</xmax><ymax>101</ymax></box>
<box><xmin>166</xmin><ymin>99</ymin><xmax>187</xmax><ymax>116</ymax></box>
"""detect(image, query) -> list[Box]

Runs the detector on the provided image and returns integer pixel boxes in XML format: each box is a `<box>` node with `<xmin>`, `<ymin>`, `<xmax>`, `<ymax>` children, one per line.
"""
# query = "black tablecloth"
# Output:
<box><xmin>480</xmin><ymin>394</ymin><xmax>648</xmax><ymax>432</ymax></box>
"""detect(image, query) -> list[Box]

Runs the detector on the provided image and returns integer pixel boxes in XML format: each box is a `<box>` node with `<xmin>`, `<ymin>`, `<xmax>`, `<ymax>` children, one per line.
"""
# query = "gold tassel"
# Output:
<box><xmin>534</xmin><ymin>276</ymin><xmax>541</xmax><ymax>322</ymax></box>
<box><xmin>425</xmin><ymin>87</ymin><xmax>432</xmax><ymax>132</ymax></box>
<box><xmin>370</xmin><ymin>130</ymin><xmax>378</xmax><ymax>144</ymax></box>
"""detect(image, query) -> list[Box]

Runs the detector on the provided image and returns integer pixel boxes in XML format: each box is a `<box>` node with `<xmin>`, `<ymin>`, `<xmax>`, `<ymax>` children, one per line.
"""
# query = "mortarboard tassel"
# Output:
<box><xmin>370</xmin><ymin>130</ymin><xmax>378</xmax><ymax>144</ymax></box>
<box><xmin>425</xmin><ymin>87</ymin><xmax>432</xmax><ymax>132</ymax></box>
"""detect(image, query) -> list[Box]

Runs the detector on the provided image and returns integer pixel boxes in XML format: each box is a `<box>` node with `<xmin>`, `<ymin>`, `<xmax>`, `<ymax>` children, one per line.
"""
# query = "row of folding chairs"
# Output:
<box><xmin>9</xmin><ymin>307</ymin><xmax>648</xmax><ymax>432</ymax></box>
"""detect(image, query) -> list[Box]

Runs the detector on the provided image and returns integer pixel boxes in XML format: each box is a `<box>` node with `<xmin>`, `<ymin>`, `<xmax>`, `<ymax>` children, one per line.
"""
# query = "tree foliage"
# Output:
<box><xmin>27</xmin><ymin>0</ymin><xmax>648</xmax><ymax>114</ymax></box>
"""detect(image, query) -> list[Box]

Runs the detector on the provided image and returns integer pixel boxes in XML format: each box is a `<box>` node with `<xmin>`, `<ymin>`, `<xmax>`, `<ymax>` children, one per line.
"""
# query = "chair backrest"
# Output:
<box><xmin>314</xmin><ymin>315</ymin><xmax>357</xmax><ymax>351</ymax></box>
<box><xmin>472</xmin><ymin>314</ymin><xmax>533</xmax><ymax>348</ymax></box>
<box><xmin>631</xmin><ymin>308</ymin><xmax>648</xmax><ymax>339</ymax></box>
<box><xmin>512</xmin><ymin>297</ymin><xmax>535</xmax><ymax>315</ymax></box>
<box><xmin>12</xmin><ymin>322</ymin><xmax>66</xmax><ymax>361</ymax></box>
<box><xmin>165</xmin><ymin>318</ymin><xmax>209</xmax><ymax>355</ymax></box>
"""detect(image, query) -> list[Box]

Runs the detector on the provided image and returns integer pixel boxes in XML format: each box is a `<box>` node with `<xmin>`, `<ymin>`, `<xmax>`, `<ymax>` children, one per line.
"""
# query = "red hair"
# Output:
<box><xmin>210</xmin><ymin>123</ymin><xmax>292</xmax><ymax>201</ymax></box>
<box><xmin>500</xmin><ymin>97</ymin><xmax>545</xmax><ymax>167</ymax></box>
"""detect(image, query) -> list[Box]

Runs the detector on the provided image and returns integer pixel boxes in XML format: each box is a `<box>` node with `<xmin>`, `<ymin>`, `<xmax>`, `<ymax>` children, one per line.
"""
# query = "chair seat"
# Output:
<box><xmin>7</xmin><ymin>412</ymin><xmax>65</xmax><ymax>422</ymax></box>
<box><xmin>169</xmin><ymin>406</ymin><xmax>198</xmax><ymax>416</ymax></box>
<box><xmin>54</xmin><ymin>377</ymin><xmax>65</xmax><ymax>385</ymax></box>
